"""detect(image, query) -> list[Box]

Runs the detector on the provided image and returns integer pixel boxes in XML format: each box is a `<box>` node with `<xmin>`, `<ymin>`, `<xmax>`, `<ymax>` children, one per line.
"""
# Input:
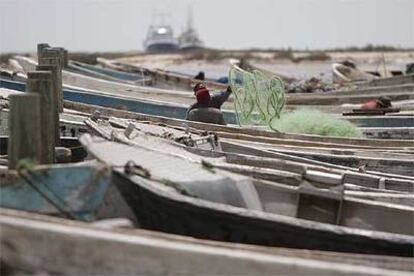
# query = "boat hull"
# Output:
<box><xmin>146</xmin><ymin>43</ymin><xmax>179</xmax><ymax>53</ymax></box>
<box><xmin>0</xmin><ymin>79</ymin><xmax>238</xmax><ymax>124</ymax></box>
<box><xmin>113</xmin><ymin>172</ymin><xmax>414</xmax><ymax>257</ymax></box>
<box><xmin>3</xmin><ymin>209</ymin><xmax>411</xmax><ymax>275</ymax></box>
<box><xmin>69</xmin><ymin>61</ymin><xmax>144</xmax><ymax>82</ymax></box>
<box><xmin>3</xmin><ymin>79</ymin><xmax>414</xmax><ymax>129</ymax></box>
<box><xmin>0</xmin><ymin>165</ymin><xmax>111</xmax><ymax>221</ymax></box>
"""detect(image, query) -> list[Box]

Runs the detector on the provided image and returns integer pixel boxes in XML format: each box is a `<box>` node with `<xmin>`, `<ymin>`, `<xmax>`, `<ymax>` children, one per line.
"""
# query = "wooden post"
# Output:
<box><xmin>26</xmin><ymin>71</ymin><xmax>56</xmax><ymax>164</ymax></box>
<box><xmin>53</xmin><ymin>47</ymin><xmax>67</xmax><ymax>68</ymax></box>
<box><xmin>37</xmin><ymin>43</ymin><xmax>50</xmax><ymax>62</ymax></box>
<box><xmin>36</xmin><ymin>64</ymin><xmax>61</xmax><ymax>146</ymax></box>
<box><xmin>39</xmin><ymin>51</ymin><xmax>63</xmax><ymax>112</ymax></box>
<box><xmin>8</xmin><ymin>94</ymin><xmax>42</xmax><ymax>169</ymax></box>
<box><xmin>63</xmin><ymin>49</ymin><xmax>69</xmax><ymax>68</ymax></box>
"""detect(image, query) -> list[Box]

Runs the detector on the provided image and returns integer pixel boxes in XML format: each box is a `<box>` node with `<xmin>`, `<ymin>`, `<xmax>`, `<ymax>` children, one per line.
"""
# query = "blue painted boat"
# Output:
<box><xmin>0</xmin><ymin>164</ymin><xmax>112</xmax><ymax>221</ymax></box>
<box><xmin>0</xmin><ymin>78</ymin><xmax>239</xmax><ymax>124</ymax></box>
<box><xmin>97</xmin><ymin>58</ymin><xmax>228</xmax><ymax>92</ymax></box>
<box><xmin>346</xmin><ymin>116</ymin><xmax>414</xmax><ymax>128</ymax></box>
<box><xmin>68</xmin><ymin>61</ymin><xmax>147</xmax><ymax>82</ymax></box>
<box><xmin>1</xmin><ymin>78</ymin><xmax>413</xmax><ymax>128</ymax></box>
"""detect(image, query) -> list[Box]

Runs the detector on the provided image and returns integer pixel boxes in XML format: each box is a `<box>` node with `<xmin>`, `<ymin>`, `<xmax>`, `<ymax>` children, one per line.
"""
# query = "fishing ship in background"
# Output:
<box><xmin>178</xmin><ymin>8</ymin><xmax>204</xmax><ymax>51</ymax></box>
<box><xmin>143</xmin><ymin>14</ymin><xmax>179</xmax><ymax>53</ymax></box>
<box><xmin>144</xmin><ymin>9</ymin><xmax>204</xmax><ymax>53</ymax></box>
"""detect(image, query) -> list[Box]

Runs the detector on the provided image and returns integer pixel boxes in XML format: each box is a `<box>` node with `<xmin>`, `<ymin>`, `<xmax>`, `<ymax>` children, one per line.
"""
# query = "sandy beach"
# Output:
<box><xmin>118</xmin><ymin>50</ymin><xmax>414</xmax><ymax>82</ymax></box>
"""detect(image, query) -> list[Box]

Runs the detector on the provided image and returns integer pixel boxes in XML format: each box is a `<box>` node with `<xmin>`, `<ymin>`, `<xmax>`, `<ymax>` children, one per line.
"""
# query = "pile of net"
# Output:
<box><xmin>270</xmin><ymin>108</ymin><xmax>362</xmax><ymax>138</ymax></box>
<box><xmin>229</xmin><ymin>65</ymin><xmax>286</xmax><ymax>129</ymax></box>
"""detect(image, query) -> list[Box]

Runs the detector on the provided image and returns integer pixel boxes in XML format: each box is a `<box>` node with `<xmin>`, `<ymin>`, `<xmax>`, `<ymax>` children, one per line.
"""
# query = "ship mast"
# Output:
<box><xmin>186</xmin><ymin>5</ymin><xmax>194</xmax><ymax>31</ymax></box>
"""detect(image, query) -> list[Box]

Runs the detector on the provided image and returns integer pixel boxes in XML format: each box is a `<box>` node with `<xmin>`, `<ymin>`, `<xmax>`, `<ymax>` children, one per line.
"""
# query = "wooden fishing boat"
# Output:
<box><xmin>97</xmin><ymin>57</ymin><xmax>227</xmax><ymax>92</ymax></box>
<box><xmin>11</xmin><ymin>56</ymin><xmax>414</xmax><ymax>114</ymax></box>
<box><xmin>92</xmin><ymin>58</ymin><xmax>414</xmax><ymax>97</ymax></box>
<box><xmin>0</xmin><ymin>109</ymin><xmax>138</xmax><ymax>219</ymax></box>
<box><xmin>57</xmin><ymin>96</ymin><xmax>414</xmax><ymax>153</ymax></box>
<box><xmin>3</xmin><ymin>61</ymin><xmax>414</xmax><ymax>137</ymax></box>
<box><xmin>63</xmin><ymin>64</ymin><xmax>414</xmax><ymax>106</ymax></box>
<box><xmin>3</xmin><ymin>84</ymin><xmax>413</xmax><ymax>191</ymax></box>
<box><xmin>70</xmin><ymin>96</ymin><xmax>414</xmax><ymax>148</ymax></box>
<box><xmin>0</xmin><ymin>66</ymin><xmax>26</xmax><ymax>82</ymax></box>
<box><xmin>3</xmin><ymin>85</ymin><xmax>413</xmax><ymax>163</ymax></box>
<box><xmin>332</xmin><ymin>63</ymin><xmax>379</xmax><ymax>83</ymax></box>
<box><xmin>66</xmin><ymin>62</ymin><xmax>138</xmax><ymax>83</ymax></box>
<box><xmin>100</xmin><ymin>55</ymin><xmax>413</xmax><ymax>90</ymax></box>
<box><xmin>13</xmin><ymin>55</ymin><xmax>193</xmax><ymax>95</ymax></box>
<box><xmin>92</xmin><ymin>118</ymin><xmax>414</xmax><ymax>198</ymax></box>
<box><xmin>79</xmin><ymin>134</ymin><xmax>414</xmax><ymax>257</ymax></box>
<box><xmin>4</xmin><ymin>86</ymin><xmax>414</xmax><ymax>254</ymax></box>
<box><xmin>1</xmin><ymin>163</ymin><xmax>107</xmax><ymax>219</ymax></box>
<box><xmin>86</xmin><ymin>113</ymin><xmax>413</xmax><ymax>204</ymax></box>
<box><xmin>235</xmin><ymin>59</ymin><xmax>414</xmax><ymax>95</ymax></box>
<box><xmin>287</xmin><ymin>92</ymin><xmax>413</xmax><ymax>106</ymax></box>
<box><xmin>0</xmin><ymin>163</ymin><xmax>137</xmax><ymax>222</ymax></box>
<box><xmin>4</xmin><ymin>49</ymin><xmax>414</xmax><ymax>266</ymax></box>
<box><xmin>0</xmin><ymin>103</ymin><xmax>134</xmax><ymax>221</ymax></box>
<box><xmin>16</xmin><ymin>55</ymin><xmax>414</xmax><ymax>100</ymax></box>
<box><xmin>3</xmin><ymin>87</ymin><xmax>413</xmax><ymax>181</ymax></box>
<box><xmin>4</xmin><ymin>83</ymin><xmax>411</xmax><ymax>152</ymax></box>
<box><xmin>360</xmin><ymin>127</ymin><xmax>414</xmax><ymax>140</ymax></box>
<box><xmin>60</xmin><ymin>66</ymin><xmax>413</xmax><ymax>107</ymax></box>
<box><xmin>72</xmin><ymin>60</ymin><xmax>219</xmax><ymax>85</ymax></box>
<box><xmin>332</xmin><ymin>61</ymin><xmax>414</xmax><ymax>88</ymax></box>
<box><xmin>328</xmin><ymin>83</ymin><xmax>414</xmax><ymax>96</ymax></box>
<box><xmin>1</xmin><ymin>78</ymin><xmax>226</xmax><ymax>122</ymax></box>
<box><xmin>67</xmin><ymin>60</ymin><xmax>151</xmax><ymax>85</ymax></box>
<box><xmin>90</xmin><ymin>117</ymin><xmax>414</xmax><ymax>184</ymax></box>
<box><xmin>2</xmin><ymin>209</ymin><xmax>412</xmax><ymax>275</ymax></box>
<box><xmin>110</xmin><ymin>117</ymin><xmax>413</xmax><ymax>161</ymax></box>
<box><xmin>2</xmin><ymin>77</ymin><xmax>414</xmax><ymax>130</ymax></box>
<box><xmin>346</xmin><ymin>115</ymin><xmax>414</xmax><ymax>128</ymax></box>
<box><xmin>219</xmin><ymin>140</ymin><xmax>414</xmax><ymax>181</ymax></box>
<box><xmin>0</xmin><ymin>135</ymin><xmax>87</xmax><ymax>163</ymax></box>
<box><xmin>0</xmin><ymin>87</ymin><xmax>87</xmax><ymax>138</ymax></box>
<box><xmin>87</xmin><ymin>117</ymin><xmax>414</xmax><ymax>193</ymax></box>
<box><xmin>1</xmin><ymin>103</ymin><xmax>87</xmax><ymax>138</ymax></box>
<box><xmin>232</xmin><ymin>59</ymin><xmax>414</xmax><ymax>97</ymax></box>
<box><xmin>81</xmin><ymin>109</ymin><xmax>414</xmax><ymax>193</ymax></box>
<box><xmin>222</xmin><ymin>141</ymin><xmax>414</xmax><ymax>177</ymax></box>
<box><xmin>357</xmin><ymin>73</ymin><xmax>414</xmax><ymax>88</ymax></box>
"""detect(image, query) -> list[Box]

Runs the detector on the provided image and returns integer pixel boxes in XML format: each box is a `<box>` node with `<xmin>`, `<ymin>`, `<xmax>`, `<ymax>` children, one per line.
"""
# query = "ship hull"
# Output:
<box><xmin>146</xmin><ymin>43</ymin><xmax>178</xmax><ymax>53</ymax></box>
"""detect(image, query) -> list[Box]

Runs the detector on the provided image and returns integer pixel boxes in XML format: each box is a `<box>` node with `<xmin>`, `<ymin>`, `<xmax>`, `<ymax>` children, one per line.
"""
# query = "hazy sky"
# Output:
<box><xmin>1</xmin><ymin>0</ymin><xmax>413</xmax><ymax>53</ymax></box>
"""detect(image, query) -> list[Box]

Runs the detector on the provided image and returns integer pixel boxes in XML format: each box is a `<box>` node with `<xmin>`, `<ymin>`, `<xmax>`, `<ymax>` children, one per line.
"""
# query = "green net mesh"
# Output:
<box><xmin>229</xmin><ymin>65</ymin><xmax>286</xmax><ymax>129</ymax></box>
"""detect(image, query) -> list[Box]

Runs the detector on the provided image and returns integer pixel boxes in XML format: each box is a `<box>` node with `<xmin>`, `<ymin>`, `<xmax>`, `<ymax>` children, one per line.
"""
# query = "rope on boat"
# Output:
<box><xmin>228</xmin><ymin>64</ymin><xmax>286</xmax><ymax>130</ymax></box>
<box><xmin>16</xmin><ymin>159</ymin><xmax>78</xmax><ymax>220</ymax></box>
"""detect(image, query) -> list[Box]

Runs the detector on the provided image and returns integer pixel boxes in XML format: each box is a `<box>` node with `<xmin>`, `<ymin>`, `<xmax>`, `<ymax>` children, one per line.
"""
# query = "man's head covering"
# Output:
<box><xmin>194</xmin><ymin>82</ymin><xmax>208</xmax><ymax>93</ymax></box>
<box><xmin>194</xmin><ymin>82</ymin><xmax>210</xmax><ymax>105</ymax></box>
<box><xmin>196</xmin><ymin>89</ymin><xmax>211</xmax><ymax>105</ymax></box>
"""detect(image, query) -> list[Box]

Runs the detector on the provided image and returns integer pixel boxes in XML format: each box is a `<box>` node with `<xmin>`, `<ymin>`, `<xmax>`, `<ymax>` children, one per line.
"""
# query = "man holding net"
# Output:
<box><xmin>185</xmin><ymin>83</ymin><xmax>232</xmax><ymax>124</ymax></box>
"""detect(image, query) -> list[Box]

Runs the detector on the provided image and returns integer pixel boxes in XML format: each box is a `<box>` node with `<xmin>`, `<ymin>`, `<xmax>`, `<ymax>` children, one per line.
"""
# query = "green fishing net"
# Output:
<box><xmin>228</xmin><ymin>64</ymin><xmax>361</xmax><ymax>137</ymax></box>
<box><xmin>271</xmin><ymin>108</ymin><xmax>363</xmax><ymax>138</ymax></box>
<box><xmin>229</xmin><ymin>65</ymin><xmax>286</xmax><ymax>129</ymax></box>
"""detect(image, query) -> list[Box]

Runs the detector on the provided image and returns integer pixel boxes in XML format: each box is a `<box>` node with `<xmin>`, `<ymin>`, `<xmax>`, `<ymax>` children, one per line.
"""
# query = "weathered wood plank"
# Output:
<box><xmin>7</xmin><ymin>94</ymin><xmax>41</xmax><ymax>169</ymax></box>
<box><xmin>1</xmin><ymin>209</ymin><xmax>411</xmax><ymax>275</ymax></box>
<box><xmin>26</xmin><ymin>71</ymin><xmax>55</xmax><ymax>163</ymax></box>
<box><xmin>36</xmin><ymin>64</ymin><xmax>60</xmax><ymax>145</ymax></box>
